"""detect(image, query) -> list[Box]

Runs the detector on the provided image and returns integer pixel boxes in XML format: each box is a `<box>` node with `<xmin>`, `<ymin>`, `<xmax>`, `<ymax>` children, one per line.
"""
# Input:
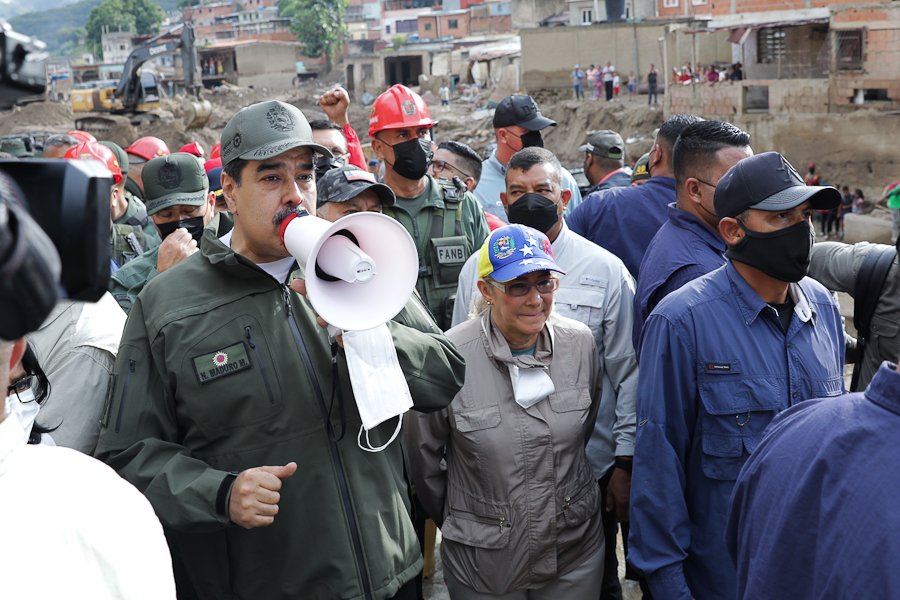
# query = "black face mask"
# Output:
<box><xmin>389</xmin><ymin>137</ymin><xmax>432</xmax><ymax>180</ymax></box>
<box><xmin>725</xmin><ymin>220</ymin><xmax>814</xmax><ymax>283</ymax></box>
<box><xmin>157</xmin><ymin>215</ymin><xmax>206</xmax><ymax>243</ymax></box>
<box><xmin>315</xmin><ymin>154</ymin><xmax>346</xmax><ymax>181</ymax></box>
<box><xmin>507</xmin><ymin>193</ymin><xmax>559</xmax><ymax>234</ymax></box>
<box><xmin>518</xmin><ymin>130</ymin><xmax>543</xmax><ymax>149</ymax></box>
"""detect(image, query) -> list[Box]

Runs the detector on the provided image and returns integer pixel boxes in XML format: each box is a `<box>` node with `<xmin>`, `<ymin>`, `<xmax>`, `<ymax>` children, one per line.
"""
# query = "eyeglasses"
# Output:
<box><xmin>431</xmin><ymin>159</ymin><xmax>470</xmax><ymax>180</ymax></box>
<box><xmin>7</xmin><ymin>376</ymin><xmax>35</xmax><ymax>403</ymax></box>
<box><xmin>692</xmin><ymin>177</ymin><xmax>719</xmax><ymax>189</ymax></box>
<box><xmin>487</xmin><ymin>277</ymin><xmax>559</xmax><ymax>297</ymax></box>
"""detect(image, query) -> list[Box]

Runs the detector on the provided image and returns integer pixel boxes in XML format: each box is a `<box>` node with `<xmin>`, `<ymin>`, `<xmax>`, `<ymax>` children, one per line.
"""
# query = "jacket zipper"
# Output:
<box><xmin>452</xmin><ymin>506</ymin><xmax>510</xmax><ymax>533</ymax></box>
<box><xmin>280</xmin><ymin>286</ymin><xmax>374</xmax><ymax>600</ymax></box>
<box><xmin>245</xmin><ymin>326</ymin><xmax>275</xmax><ymax>404</ymax></box>
<box><xmin>114</xmin><ymin>359</ymin><xmax>136</xmax><ymax>433</ymax></box>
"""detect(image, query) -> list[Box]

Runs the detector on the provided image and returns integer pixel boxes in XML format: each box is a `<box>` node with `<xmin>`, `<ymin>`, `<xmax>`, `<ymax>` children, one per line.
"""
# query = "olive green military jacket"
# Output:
<box><xmin>94</xmin><ymin>224</ymin><xmax>466</xmax><ymax>600</ymax></box>
<box><xmin>110</xmin><ymin>214</ymin><xmax>231</xmax><ymax>314</ymax></box>
<box><xmin>117</xmin><ymin>191</ymin><xmax>162</xmax><ymax>249</ymax></box>
<box><xmin>384</xmin><ymin>175</ymin><xmax>489</xmax><ymax>330</ymax></box>
<box><xmin>110</xmin><ymin>192</ymin><xmax>162</xmax><ymax>268</ymax></box>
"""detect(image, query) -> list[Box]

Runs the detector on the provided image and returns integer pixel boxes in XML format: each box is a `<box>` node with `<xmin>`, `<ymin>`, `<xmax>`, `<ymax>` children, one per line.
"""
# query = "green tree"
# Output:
<box><xmin>280</xmin><ymin>0</ymin><xmax>347</xmax><ymax>72</ymax></box>
<box><xmin>85</xmin><ymin>0</ymin><xmax>163</xmax><ymax>57</ymax></box>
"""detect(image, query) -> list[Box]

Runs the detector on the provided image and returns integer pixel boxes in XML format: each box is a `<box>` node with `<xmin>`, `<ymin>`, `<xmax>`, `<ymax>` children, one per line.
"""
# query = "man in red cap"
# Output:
<box><xmin>124</xmin><ymin>136</ymin><xmax>170</xmax><ymax>201</ymax></box>
<box><xmin>368</xmin><ymin>83</ymin><xmax>488</xmax><ymax>330</ymax></box>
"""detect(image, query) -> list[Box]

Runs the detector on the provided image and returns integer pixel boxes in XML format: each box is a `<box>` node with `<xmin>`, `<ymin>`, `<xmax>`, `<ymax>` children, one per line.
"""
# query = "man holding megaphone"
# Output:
<box><xmin>95</xmin><ymin>100</ymin><xmax>466</xmax><ymax>600</ymax></box>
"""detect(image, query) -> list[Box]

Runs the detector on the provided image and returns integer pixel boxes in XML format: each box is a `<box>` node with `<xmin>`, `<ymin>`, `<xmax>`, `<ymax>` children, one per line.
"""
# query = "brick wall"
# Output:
<box><xmin>668</xmin><ymin>79</ymin><xmax>830</xmax><ymax>115</ymax></box>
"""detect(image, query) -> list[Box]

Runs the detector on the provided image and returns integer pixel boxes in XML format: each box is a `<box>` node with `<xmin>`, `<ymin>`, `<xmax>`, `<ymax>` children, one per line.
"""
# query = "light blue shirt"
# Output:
<box><xmin>474</xmin><ymin>151</ymin><xmax>583</xmax><ymax>224</ymax></box>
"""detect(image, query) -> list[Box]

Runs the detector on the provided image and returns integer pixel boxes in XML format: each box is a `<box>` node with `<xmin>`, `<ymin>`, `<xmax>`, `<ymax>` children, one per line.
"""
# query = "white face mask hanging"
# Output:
<box><xmin>342</xmin><ymin>324</ymin><xmax>414</xmax><ymax>453</ymax></box>
<box><xmin>507</xmin><ymin>364</ymin><xmax>555</xmax><ymax>409</ymax></box>
<box><xmin>5</xmin><ymin>388</ymin><xmax>39</xmax><ymax>443</ymax></box>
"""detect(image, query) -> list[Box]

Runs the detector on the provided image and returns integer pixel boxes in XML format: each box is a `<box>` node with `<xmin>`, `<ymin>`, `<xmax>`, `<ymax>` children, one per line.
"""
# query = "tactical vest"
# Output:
<box><xmin>385</xmin><ymin>178</ymin><xmax>471</xmax><ymax>330</ymax></box>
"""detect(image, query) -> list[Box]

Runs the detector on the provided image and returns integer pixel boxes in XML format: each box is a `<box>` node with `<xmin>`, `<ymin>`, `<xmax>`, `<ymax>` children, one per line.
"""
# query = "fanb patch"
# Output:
<box><xmin>157</xmin><ymin>162</ymin><xmax>182</xmax><ymax>190</ymax></box>
<box><xmin>193</xmin><ymin>342</ymin><xmax>252</xmax><ymax>384</ymax></box>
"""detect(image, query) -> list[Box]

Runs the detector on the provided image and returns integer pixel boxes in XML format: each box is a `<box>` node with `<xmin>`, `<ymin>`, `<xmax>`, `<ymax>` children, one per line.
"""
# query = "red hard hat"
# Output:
<box><xmin>210</xmin><ymin>143</ymin><xmax>221</xmax><ymax>159</ymax></box>
<box><xmin>64</xmin><ymin>141</ymin><xmax>123</xmax><ymax>183</ymax></box>
<box><xmin>204</xmin><ymin>157</ymin><xmax>222</xmax><ymax>173</ymax></box>
<box><xmin>368</xmin><ymin>84</ymin><xmax>437</xmax><ymax>138</ymax></box>
<box><xmin>67</xmin><ymin>130</ymin><xmax>96</xmax><ymax>143</ymax></box>
<box><xmin>126</xmin><ymin>136</ymin><xmax>170</xmax><ymax>161</ymax></box>
<box><xmin>178</xmin><ymin>141</ymin><xmax>205</xmax><ymax>157</ymax></box>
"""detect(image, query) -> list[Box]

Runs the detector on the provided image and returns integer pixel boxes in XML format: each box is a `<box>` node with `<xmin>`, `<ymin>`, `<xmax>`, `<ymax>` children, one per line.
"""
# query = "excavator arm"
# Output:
<box><xmin>116</xmin><ymin>23</ymin><xmax>202</xmax><ymax>109</ymax></box>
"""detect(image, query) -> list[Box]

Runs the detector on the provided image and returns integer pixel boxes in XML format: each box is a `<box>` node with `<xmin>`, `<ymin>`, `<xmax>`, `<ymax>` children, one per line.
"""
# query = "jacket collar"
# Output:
<box><xmin>866</xmin><ymin>363</ymin><xmax>900</xmax><ymax>415</ymax></box>
<box><xmin>479</xmin><ymin>308</ymin><xmax>554</xmax><ymax>369</ymax></box>
<box><xmin>666</xmin><ymin>203</ymin><xmax>726</xmax><ymax>253</ymax></box>
<box><xmin>725</xmin><ymin>261</ymin><xmax>815</xmax><ymax>326</ymax></box>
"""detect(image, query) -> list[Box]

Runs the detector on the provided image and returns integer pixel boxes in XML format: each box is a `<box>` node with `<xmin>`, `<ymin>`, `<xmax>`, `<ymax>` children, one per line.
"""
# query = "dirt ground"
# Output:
<box><xmin>0</xmin><ymin>83</ymin><xmax>662</xmax><ymax>172</ymax></box>
<box><xmin>6</xmin><ymin>82</ymin><xmax>893</xmax><ymax>206</ymax></box>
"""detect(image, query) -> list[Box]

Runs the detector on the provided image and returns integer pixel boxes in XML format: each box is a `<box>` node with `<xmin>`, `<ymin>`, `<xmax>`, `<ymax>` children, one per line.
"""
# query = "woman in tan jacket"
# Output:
<box><xmin>405</xmin><ymin>224</ymin><xmax>604</xmax><ymax>599</ymax></box>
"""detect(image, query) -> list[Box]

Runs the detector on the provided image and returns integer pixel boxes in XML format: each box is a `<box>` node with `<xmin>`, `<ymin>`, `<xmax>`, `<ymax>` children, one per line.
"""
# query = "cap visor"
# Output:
<box><xmin>323</xmin><ymin>182</ymin><xmax>396</xmax><ymax>208</ymax></box>
<box><xmin>147</xmin><ymin>191</ymin><xmax>209</xmax><ymax>215</ymax></box>
<box><xmin>490</xmin><ymin>258</ymin><xmax>566</xmax><ymax>283</ymax></box>
<box><xmin>238</xmin><ymin>140</ymin><xmax>333</xmax><ymax>162</ymax></box>
<box><xmin>519</xmin><ymin>115</ymin><xmax>556</xmax><ymax>131</ymax></box>
<box><xmin>578</xmin><ymin>143</ymin><xmax>593</xmax><ymax>153</ymax></box>
<box><xmin>752</xmin><ymin>185</ymin><xmax>841</xmax><ymax>212</ymax></box>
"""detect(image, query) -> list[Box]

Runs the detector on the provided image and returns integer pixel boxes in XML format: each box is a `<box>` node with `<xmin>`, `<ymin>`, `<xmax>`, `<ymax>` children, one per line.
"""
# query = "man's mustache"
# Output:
<box><xmin>273</xmin><ymin>207</ymin><xmax>302</xmax><ymax>227</ymax></box>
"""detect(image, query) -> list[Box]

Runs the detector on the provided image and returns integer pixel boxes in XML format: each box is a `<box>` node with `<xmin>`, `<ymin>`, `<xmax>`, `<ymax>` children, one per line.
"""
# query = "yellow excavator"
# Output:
<box><xmin>72</xmin><ymin>23</ymin><xmax>211</xmax><ymax>136</ymax></box>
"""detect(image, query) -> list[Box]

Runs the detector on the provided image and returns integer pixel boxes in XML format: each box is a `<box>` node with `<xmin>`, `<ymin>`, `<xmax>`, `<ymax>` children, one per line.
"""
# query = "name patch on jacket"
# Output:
<box><xmin>437</xmin><ymin>246</ymin><xmax>466</xmax><ymax>264</ymax></box>
<box><xmin>193</xmin><ymin>342</ymin><xmax>251</xmax><ymax>384</ymax></box>
<box><xmin>704</xmin><ymin>362</ymin><xmax>732</xmax><ymax>373</ymax></box>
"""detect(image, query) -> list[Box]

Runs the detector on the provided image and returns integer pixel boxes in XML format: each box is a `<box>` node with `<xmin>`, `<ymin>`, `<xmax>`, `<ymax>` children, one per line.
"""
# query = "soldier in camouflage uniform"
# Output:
<box><xmin>368</xmin><ymin>84</ymin><xmax>489</xmax><ymax>330</ymax></box>
<box><xmin>109</xmin><ymin>153</ymin><xmax>218</xmax><ymax>313</ymax></box>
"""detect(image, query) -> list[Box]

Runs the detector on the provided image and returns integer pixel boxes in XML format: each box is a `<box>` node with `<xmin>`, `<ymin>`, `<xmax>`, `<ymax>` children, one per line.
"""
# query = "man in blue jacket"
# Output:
<box><xmin>629</xmin><ymin>151</ymin><xmax>846</xmax><ymax>600</ymax></box>
<box><xmin>632</xmin><ymin>120</ymin><xmax>752</xmax><ymax>351</ymax></box>
<box><xmin>567</xmin><ymin>114</ymin><xmax>701</xmax><ymax>278</ymax></box>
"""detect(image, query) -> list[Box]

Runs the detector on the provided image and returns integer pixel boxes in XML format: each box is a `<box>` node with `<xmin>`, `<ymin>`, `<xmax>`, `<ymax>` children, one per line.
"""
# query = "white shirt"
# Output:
<box><xmin>220</xmin><ymin>229</ymin><xmax>296</xmax><ymax>283</ymax></box>
<box><xmin>603</xmin><ymin>66</ymin><xmax>615</xmax><ymax>82</ymax></box>
<box><xmin>451</xmin><ymin>222</ymin><xmax>639</xmax><ymax>475</ymax></box>
<box><xmin>0</xmin><ymin>415</ymin><xmax>176</xmax><ymax>599</ymax></box>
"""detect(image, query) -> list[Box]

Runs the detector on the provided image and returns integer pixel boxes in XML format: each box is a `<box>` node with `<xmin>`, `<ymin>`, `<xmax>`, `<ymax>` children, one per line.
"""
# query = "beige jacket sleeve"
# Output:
<box><xmin>403</xmin><ymin>405</ymin><xmax>452</xmax><ymax>527</ymax></box>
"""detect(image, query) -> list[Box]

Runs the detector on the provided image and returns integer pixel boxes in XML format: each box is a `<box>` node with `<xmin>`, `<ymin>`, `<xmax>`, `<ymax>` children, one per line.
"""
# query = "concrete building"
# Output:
<box><xmin>520</xmin><ymin>20</ymin><xmax>731</xmax><ymax>89</ymax></box>
<box><xmin>663</xmin><ymin>0</ymin><xmax>900</xmax><ymax>114</ymax></box>
<box><xmin>469</xmin><ymin>1</ymin><xmax>513</xmax><ymax>35</ymax></box>
<box><xmin>418</xmin><ymin>9</ymin><xmax>471</xmax><ymax>40</ymax></box>
<box><xmin>199</xmin><ymin>40</ymin><xmax>325</xmax><ymax>89</ymax></box>
<box><xmin>182</xmin><ymin>0</ymin><xmax>293</xmax><ymax>46</ymax></box>
<box><xmin>512</xmin><ymin>0</ymin><xmax>569</xmax><ymax>29</ymax></box>
<box><xmin>101</xmin><ymin>30</ymin><xmax>134</xmax><ymax>64</ymax></box>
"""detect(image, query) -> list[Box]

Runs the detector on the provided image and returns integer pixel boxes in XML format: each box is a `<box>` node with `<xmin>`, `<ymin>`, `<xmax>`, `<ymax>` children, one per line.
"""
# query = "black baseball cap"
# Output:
<box><xmin>492</xmin><ymin>95</ymin><xmax>556</xmax><ymax>131</ymax></box>
<box><xmin>316</xmin><ymin>165</ymin><xmax>395</xmax><ymax>208</ymax></box>
<box><xmin>714</xmin><ymin>152</ymin><xmax>840</xmax><ymax>219</ymax></box>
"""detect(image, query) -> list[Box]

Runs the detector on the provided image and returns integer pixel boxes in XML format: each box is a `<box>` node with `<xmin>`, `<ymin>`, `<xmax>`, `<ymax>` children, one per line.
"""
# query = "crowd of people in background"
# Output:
<box><xmin>2</xmin><ymin>79</ymin><xmax>898</xmax><ymax>600</ymax></box>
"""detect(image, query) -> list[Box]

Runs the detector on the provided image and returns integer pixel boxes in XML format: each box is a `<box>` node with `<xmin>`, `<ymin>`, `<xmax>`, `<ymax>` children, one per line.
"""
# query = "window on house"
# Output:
<box><xmin>836</xmin><ymin>29</ymin><xmax>864</xmax><ymax>70</ymax></box>
<box><xmin>386</xmin><ymin>24</ymin><xmax>391</xmax><ymax>34</ymax></box>
<box><xmin>758</xmin><ymin>28</ymin><xmax>787</xmax><ymax>64</ymax></box>
<box><xmin>663</xmin><ymin>0</ymin><xmax>678</xmax><ymax>7</ymax></box>
<box><xmin>448</xmin><ymin>19</ymin><xmax>458</xmax><ymax>29</ymax></box>
<box><xmin>581</xmin><ymin>9</ymin><xmax>593</xmax><ymax>23</ymax></box>
<box><xmin>691</xmin><ymin>0</ymin><xmax>707</xmax><ymax>5</ymax></box>
<box><xmin>424</xmin><ymin>23</ymin><xmax>432</xmax><ymax>31</ymax></box>
<box><xmin>397</xmin><ymin>19</ymin><xmax>417</xmax><ymax>33</ymax></box>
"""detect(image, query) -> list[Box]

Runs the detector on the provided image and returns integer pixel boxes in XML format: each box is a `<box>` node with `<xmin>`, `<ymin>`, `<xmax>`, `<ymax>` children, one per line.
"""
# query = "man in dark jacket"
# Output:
<box><xmin>95</xmin><ymin>100</ymin><xmax>466</xmax><ymax>600</ymax></box>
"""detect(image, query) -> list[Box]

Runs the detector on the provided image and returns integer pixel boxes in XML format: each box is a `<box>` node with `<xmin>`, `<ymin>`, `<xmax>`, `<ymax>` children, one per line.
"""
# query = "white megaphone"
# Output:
<box><xmin>278</xmin><ymin>209</ymin><xmax>419</xmax><ymax>331</ymax></box>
